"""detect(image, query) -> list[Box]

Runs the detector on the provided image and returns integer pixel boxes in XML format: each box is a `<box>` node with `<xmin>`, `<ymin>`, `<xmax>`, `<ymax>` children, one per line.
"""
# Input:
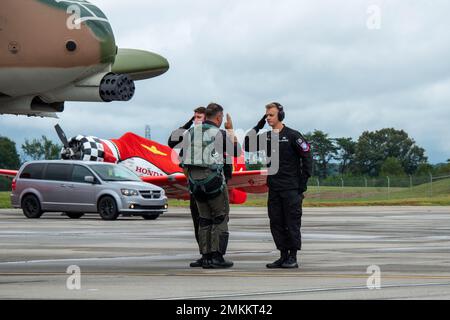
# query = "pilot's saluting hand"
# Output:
<box><xmin>254</xmin><ymin>114</ymin><xmax>267</xmax><ymax>132</ymax></box>
<box><xmin>224</xmin><ymin>113</ymin><xmax>238</xmax><ymax>143</ymax></box>
<box><xmin>224</xmin><ymin>113</ymin><xmax>234</xmax><ymax>130</ymax></box>
<box><xmin>182</xmin><ymin>116</ymin><xmax>195</xmax><ymax>129</ymax></box>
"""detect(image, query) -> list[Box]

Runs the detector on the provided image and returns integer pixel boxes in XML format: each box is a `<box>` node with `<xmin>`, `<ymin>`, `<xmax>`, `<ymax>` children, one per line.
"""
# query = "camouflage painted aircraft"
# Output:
<box><xmin>0</xmin><ymin>0</ymin><xmax>169</xmax><ymax>117</ymax></box>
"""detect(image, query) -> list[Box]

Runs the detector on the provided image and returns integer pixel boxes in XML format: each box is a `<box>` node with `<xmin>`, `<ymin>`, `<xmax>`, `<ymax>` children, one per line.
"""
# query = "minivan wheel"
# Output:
<box><xmin>65</xmin><ymin>212</ymin><xmax>84</xmax><ymax>219</ymax></box>
<box><xmin>22</xmin><ymin>195</ymin><xmax>43</xmax><ymax>219</ymax></box>
<box><xmin>98</xmin><ymin>196</ymin><xmax>119</xmax><ymax>221</ymax></box>
<box><xmin>142</xmin><ymin>214</ymin><xmax>159</xmax><ymax>220</ymax></box>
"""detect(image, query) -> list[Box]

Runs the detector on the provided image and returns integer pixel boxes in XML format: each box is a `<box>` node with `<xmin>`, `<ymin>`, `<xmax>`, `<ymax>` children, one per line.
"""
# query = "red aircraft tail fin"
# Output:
<box><xmin>112</xmin><ymin>132</ymin><xmax>183</xmax><ymax>175</ymax></box>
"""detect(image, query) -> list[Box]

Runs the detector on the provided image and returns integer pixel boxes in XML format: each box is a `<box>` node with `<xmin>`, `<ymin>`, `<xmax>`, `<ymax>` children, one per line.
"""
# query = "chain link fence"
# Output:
<box><xmin>309</xmin><ymin>175</ymin><xmax>434</xmax><ymax>188</ymax></box>
<box><xmin>305</xmin><ymin>173</ymin><xmax>450</xmax><ymax>201</ymax></box>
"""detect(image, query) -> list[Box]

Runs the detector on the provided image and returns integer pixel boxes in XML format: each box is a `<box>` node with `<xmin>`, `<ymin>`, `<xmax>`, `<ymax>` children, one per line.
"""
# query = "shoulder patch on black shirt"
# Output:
<box><xmin>296</xmin><ymin>138</ymin><xmax>310</xmax><ymax>152</ymax></box>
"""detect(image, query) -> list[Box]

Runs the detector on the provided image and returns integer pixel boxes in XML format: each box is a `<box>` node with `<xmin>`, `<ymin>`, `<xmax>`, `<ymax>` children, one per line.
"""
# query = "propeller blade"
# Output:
<box><xmin>55</xmin><ymin>124</ymin><xmax>69</xmax><ymax>148</ymax></box>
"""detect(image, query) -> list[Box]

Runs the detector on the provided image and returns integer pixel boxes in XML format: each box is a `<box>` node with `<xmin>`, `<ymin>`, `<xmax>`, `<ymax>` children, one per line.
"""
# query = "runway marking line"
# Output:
<box><xmin>1</xmin><ymin>272</ymin><xmax>450</xmax><ymax>280</ymax></box>
<box><xmin>158</xmin><ymin>282</ymin><xmax>450</xmax><ymax>300</ymax></box>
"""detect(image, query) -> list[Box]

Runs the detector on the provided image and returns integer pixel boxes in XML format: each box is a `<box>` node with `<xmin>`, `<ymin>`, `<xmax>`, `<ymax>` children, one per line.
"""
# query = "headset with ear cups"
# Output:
<box><xmin>272</xmin><ymin>102</ymin><xmax>285</xmax><ymax>122</ymax></box>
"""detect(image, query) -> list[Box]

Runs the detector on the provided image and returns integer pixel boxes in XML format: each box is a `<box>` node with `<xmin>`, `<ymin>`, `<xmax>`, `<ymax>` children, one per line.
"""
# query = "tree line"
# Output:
<box><xmin>0</xmin><ymin>136</ymin><xmax>61</xmax><ymax>190</ymax></box>
<box><xmin>1</xmin><ymin>128</ymin><xmax>449</xmax><ymax>181</ymax></box>
<box><xmin>303</xmin><ymin>128</ymin><xmax>448</xmax><ymax>178</ymax></box>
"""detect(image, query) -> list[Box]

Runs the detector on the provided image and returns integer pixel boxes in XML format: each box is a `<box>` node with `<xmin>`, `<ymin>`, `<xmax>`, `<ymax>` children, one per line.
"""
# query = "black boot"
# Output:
<box><xmin>207</xmin><ymin>252</ymin><xmax>233</xmax><ymax>269</ymax></box>
<box><xmin>266</xmin><ymin>250</ymin><xmax>288</xmax><ymax>269</ymax></box>
<box><xmin>201</xmin><ymin>253</ymin><xmax>213</xmax><ymax>269</ymax></box>
<box><xmin>281</xmin><ymin>249</ymin><xmax>299</xmax><ymax>269</ymax></box>
<box><xmin>189</xmin><ymin>256</ymin><xmax>204</xmax><ymax>268</ymax></box>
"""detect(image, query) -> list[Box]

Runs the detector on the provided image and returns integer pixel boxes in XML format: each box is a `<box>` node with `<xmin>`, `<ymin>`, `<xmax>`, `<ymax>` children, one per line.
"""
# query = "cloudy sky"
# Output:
<box><xmin>1</xmin><ymin>0</ymin><xmax>449</xmax><ymax>163</ymax></box>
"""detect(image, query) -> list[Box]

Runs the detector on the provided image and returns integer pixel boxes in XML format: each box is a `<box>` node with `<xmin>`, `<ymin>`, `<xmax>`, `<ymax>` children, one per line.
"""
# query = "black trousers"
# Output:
<box><xmin>190</xmin><ymin>194</ymin><xmax>201</xmax><ymax>253</ymax></box>
<box><xmin>268</xmin><ymin>189</ymin><xmax>303</xmax><ymax>251</ymax></box>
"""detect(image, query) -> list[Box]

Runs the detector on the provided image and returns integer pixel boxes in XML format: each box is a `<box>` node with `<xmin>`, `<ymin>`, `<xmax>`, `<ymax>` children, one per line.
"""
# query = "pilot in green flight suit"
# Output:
<box><xmin>180</xmin><ymin>103</ymin><xmax>241</xmax><ymax>269</ymax></box>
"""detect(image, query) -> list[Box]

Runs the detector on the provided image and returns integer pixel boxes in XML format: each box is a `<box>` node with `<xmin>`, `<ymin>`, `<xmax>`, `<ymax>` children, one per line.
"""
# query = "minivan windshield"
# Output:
<box><xmin>89</xmin><ymin>164</ymin><xmax>141</xmax><ymax>182</ymax></box>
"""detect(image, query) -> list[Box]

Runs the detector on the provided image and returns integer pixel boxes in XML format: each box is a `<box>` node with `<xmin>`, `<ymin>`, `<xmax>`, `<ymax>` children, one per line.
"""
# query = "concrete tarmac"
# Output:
<box><xmin>0</xmin><ymin>206</ymin><xmax>449</xmax><ymax>300</ymax></box>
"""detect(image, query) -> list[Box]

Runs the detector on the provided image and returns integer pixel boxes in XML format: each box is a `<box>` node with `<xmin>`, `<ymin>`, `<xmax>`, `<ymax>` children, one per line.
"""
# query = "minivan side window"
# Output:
<box><xmin>72</xmin><ymin>165</ymin><xmax>94</xmax><ymax>183</ymax></box>
<box><xmin>19</xmin><ymin>163</ymin><xmax>46</xmax><ymax>180</ymax></box>
<box><xmin>44</xmin><ymin>164</ymin><xmax>72</xmax><ymax>182</ymax></box>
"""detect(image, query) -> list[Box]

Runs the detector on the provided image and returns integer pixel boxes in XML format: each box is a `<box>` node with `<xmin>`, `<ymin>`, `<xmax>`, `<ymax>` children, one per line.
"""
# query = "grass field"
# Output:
<box><xmin>1</xmin><ymin>179</ymin><xmax>448</xmax><ymax>209</ymax></box>
<box><xmin>0</xmin><ymin>192</ymin><xmax>10</xmax><ymax>209</ymax></box>
<box><xmin>171</xmin><ymin>178</ymin><xmax>450</xmax><ymax>207</ymax></box>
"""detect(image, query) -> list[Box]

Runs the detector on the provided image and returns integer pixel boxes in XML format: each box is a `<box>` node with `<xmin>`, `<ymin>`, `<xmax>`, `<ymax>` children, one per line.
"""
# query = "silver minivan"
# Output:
<box><xmin>11</xmin><ymin>160</ymin><xmax>168</xmax><ymax>220</ymax></box>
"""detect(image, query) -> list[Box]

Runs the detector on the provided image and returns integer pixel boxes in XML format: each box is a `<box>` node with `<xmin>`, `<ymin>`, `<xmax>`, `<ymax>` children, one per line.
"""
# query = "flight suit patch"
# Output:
<box><xmin>297</xmin><ymin>138</ymin><xmax>310</xmax><ymax>152</ymax></box>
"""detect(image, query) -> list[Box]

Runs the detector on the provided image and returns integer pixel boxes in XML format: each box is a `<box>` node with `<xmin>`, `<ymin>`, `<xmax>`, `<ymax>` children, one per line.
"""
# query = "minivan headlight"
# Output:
<box><xmin>121</xmin><ymin>189</ymin><xmax>139</xmax><ymax>196</ymax></box>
